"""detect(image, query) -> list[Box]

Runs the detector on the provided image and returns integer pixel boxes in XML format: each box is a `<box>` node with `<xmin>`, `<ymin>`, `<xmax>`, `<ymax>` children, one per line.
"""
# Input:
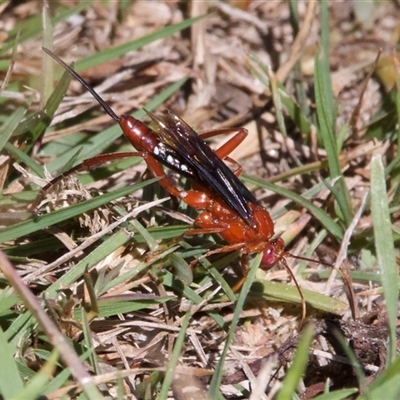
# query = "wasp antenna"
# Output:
<box><xmin>283</xmin><ymin>251</ymin><xmax>333</xmax><ymax>269</ymax></box>
<box><xmin>42</xmin><ymin>47</ymin><xmax>120</xmax><ymax>123</ymax></box>
<box><xmin>284</xmin><ymin>251</ymin><xmax>357</xmax><ymax>319</ymax></box>
<box><xmin>280</xmin><ymin>256</ymin><xmax>306</xmax><ymax>328</ymax></box>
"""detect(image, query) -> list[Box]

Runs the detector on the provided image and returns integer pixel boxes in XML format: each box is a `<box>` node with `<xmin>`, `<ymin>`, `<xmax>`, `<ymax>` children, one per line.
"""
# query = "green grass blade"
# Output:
<box><xmin>358</xmin><ymin>356</ymin><xmax>400</xmax><ymax>400</ymax></box>
<box><xmin>0</xmin><ymin>327</ymin><xmax>24</xmax><ymax>398</ymax></box>
<box><xmin>314</xmin><ymin>1</ymin><xmax>352</xmax><ymax>226</ymax></box>
<box><xmin>5</xmin><ymin>63</ymin><xmax>72</xmax><ymax>179</ymax></box>
<box><xmin>208</xmin><ymin>253</ymin><xmax>262</xmax><ymax>398</ymax></box>
<box><xmin>253</xmin><ymin>280</ymin><xmax>347</xmax><ymax>315</ymax></box>
<box><xmin>5</xmin><ymin>312</ymin><xmax>33</xmax><ymax>346</ymax></box>
<box><xmin>28</xmin><ymin>65</ymin><xmax>72</xmax><ymax>150</ymax></box>
<box><xmin>243</xmin><ymin>175</ymin><xmax>343</xmax><ymax>240</ymax></box>
<box><xmin>396</xmin><ymin>63</ymin><xmax>400</xmax><ymax>149</ymax></box>
<box><xmin>276</xmin><ymin>325</ymin><xmax>314</xmax><ymax>400</ymax></box>
<box><xmin>0</xmin><ymin>178</ymin><xmax>157</xmax><ymax>243</ymax></box>
<box><xmin>90</xmin><ymin>297</ymin><xmax>170</xmax><ymax>319</ymax></box>
<box><xmin>312</xmin><ymin>388</ymin><xmax>359</xmax><ymax>400</ymax></box>
<box><xmin>0</xmin><ymin>107</ymin><xmax>27</xmax><ymax>152</ymax></box>
<box><xmin>158</xmin><ymin>311</ymin><xmax>191</xmax><ymax>400</ymax></box>
<box><xmin>41</xmin><ymin>0</ymin><xmax>54</xmax><ymax>107</ymax></box>
<box><xmin>4</xmin><ymin>142</ymin><xmax>44</xmax><ymax>177</ymax></box>
<box><xmin>45</xmin><ymin>230</ymin><xmax>130</xmax><ymax>298</ymax></box>
<box><xmin>10</xmin><ymin>351</ymin><xmax>59</xmax><ymax>400</ymax></box>
<box><xmin>162</xmin><ymin>269</ymin><xmax>228</xmax><ymax>330</ymax></box>
<box><xmin>314</xmin><ymin>55</ymin><xmax>352</xmax><ymax>225</ymax></box>
<box><xmin>250</xmin><ymin>54</ymin><xmax>312</xmax><ymax>135</ymax></box>
<box><xmin>370</xmin><ymin>155</ymin><xmax>398</xmax><ymax>364</ymax></box>
<box><xmin>0</xmin><ymin>252</ymin><xmax>103</xmax><ymax>399</ymax></box>
<box><xmin>334</xmin><ymin>332</ymin><xmax>367</xmax><ymax>393</ymax></box>
<box><xmin>0</xmin><ymin>289</ymin><xmax>19</xmax><ymax>315</ymax></box>
<box><xmin>81</xmin><ymin>309</ymin><xmax>98</xmax><ymax>373</ymax></box>
<box><xmin>320</xmin><ymin>0</ymin><xmax>334</xmax><ymax>115</ymax></box>
<box><xmin>75</xmin><ymin>15</ymin><xmax>207</xmax><ymax>71</ymax></box>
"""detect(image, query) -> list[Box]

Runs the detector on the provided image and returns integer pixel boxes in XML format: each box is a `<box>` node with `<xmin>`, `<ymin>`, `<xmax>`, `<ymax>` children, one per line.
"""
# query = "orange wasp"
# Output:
<box><xmin>35</xmin><ymin>48</ymin><xmax>302</xmax><ymax>309</ymax></box>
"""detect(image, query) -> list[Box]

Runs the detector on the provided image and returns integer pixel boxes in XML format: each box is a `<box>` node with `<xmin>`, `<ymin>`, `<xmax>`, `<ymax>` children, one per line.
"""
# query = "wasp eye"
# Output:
<box><xmin>261</xmin><ymin>237</ymin><xmax>285</xmax><ymax>270</ymax></box>
<box><xmin>261</xmin><ymin>245</ymin><xmax>278</xmax><ymax>269</ymax></box>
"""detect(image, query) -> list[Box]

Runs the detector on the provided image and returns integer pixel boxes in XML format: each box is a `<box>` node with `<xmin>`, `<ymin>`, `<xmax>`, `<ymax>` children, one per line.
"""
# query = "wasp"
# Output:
<box><xmin>34</xmin><ymin>48</ymin><xmax>307</xmax><ymax>314</ymax></box>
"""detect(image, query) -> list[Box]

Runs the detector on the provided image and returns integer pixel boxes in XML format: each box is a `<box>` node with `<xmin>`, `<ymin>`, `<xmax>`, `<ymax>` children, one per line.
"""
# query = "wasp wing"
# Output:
<box><xmin>146</xmin><ymin>110</ymin><xmax>258</xmax><ymax>224</ymax></box>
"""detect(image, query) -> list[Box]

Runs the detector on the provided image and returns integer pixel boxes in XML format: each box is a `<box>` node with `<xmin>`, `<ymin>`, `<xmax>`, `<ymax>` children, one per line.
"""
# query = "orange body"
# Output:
<box><xmin>120</xmin><ymin>114</ymin><xmax>285</xmax><ymax>269</ymax></box>
<box><xmin>39</xmin><ymin>49</ymin><xmax>285</xmax><ymax>274</ymax></box>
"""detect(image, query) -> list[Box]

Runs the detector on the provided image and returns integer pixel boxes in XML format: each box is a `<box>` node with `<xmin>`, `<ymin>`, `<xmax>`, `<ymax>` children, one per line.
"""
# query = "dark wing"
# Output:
<box><xmin>151</xmin><ymin>140</ymin><xmax>197</xmax><ymax>180</ymax></box>
<box><xmin>145</xmin><ymin>109</ymin><xmax>259</xmax><ymax>224</ymax></box>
